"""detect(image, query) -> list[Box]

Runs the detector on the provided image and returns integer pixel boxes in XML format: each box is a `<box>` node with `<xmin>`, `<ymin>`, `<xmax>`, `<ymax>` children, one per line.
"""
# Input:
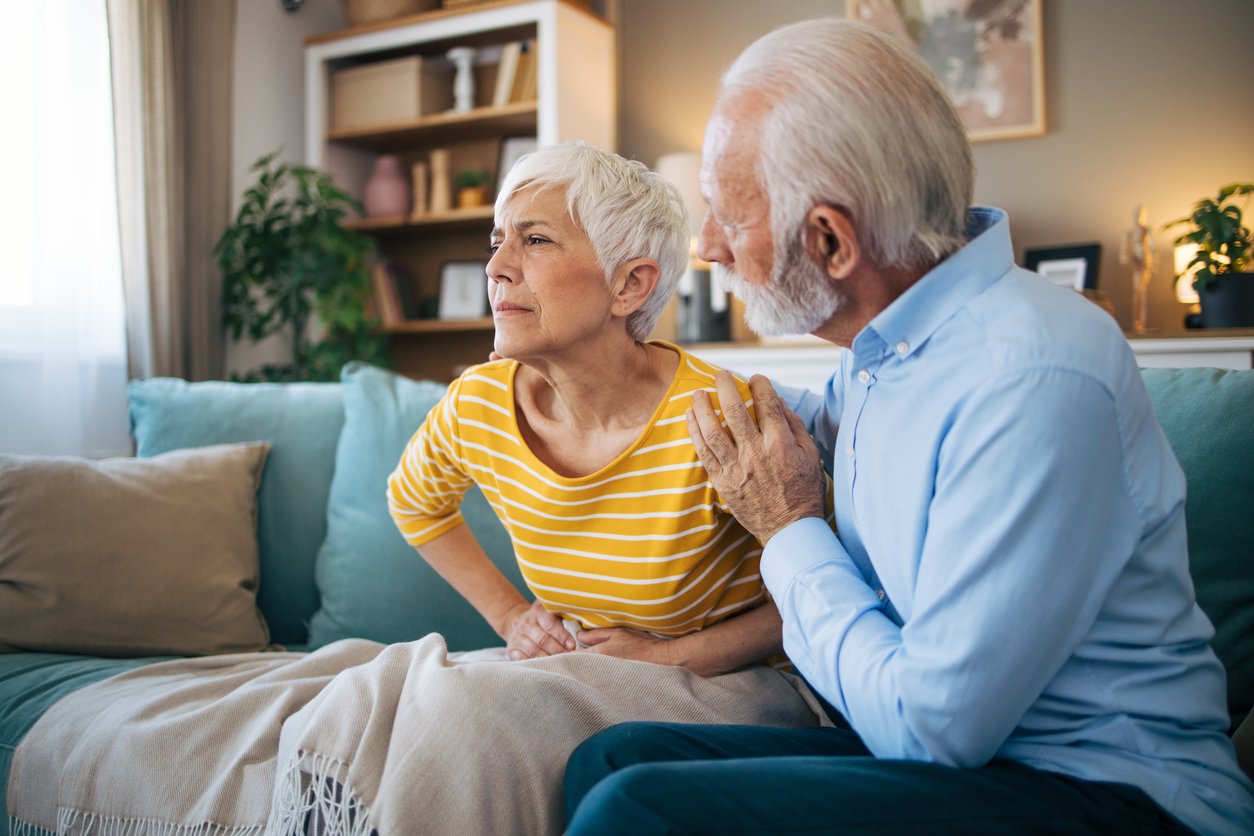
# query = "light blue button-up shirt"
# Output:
<box><xmin>771</xmin><ymin>207</ymin><xmax>1254</xmax><ymax>835</ymax></box>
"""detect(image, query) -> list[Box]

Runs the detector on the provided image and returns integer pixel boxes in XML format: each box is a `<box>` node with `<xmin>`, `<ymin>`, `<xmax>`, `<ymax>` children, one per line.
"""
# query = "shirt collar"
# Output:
<box><xmin>857</xmin><ymin>207</ymin><xmax>1013</xmax><ymax>361</ymax></box>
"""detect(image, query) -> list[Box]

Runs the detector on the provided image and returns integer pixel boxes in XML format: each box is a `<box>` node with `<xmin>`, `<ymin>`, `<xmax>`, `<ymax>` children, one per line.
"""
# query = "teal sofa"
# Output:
<box><xmin>2</xmin><ymin>364</ymin><xmax>1252</xmax><ymax>822</ymax></box>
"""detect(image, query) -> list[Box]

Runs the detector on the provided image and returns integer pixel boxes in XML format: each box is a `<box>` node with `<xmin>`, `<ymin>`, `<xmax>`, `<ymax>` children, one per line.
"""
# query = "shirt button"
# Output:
<box><xmin>845</xmin><ymin>443</ymin><xmax>854</xmax><ymax>458</ymax></box>
<box><xmin>857</xmin><ymin>369</ymin><xmax>871</xmax><ymax>384</ymax></box>
<box><xmin>876</xmin><ymin>588</ymin><xmax>886</xmax><ymax>601</ymax></box>
<box><xmin>895</xmin><ymin>341</ymin><xmax>909</xmax><ymax>356</ymax></box>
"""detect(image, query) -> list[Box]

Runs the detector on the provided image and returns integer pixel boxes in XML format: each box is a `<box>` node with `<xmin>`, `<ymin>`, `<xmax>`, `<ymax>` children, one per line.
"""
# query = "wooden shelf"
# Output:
<box><xmin>381</xmin><ymin>317</ymin><xmax>495</xmax><ymax>334</ymax></box>
<box><xmin>346</xmin><ymin>205</ymin><xmax>494</xmax><ymax>235</ymax></box>
<box><xmin>305</xmin><ymin>0</ymin><xmax>602</xmax><ymax>46</ymax></box>
<box><xmin>329</xmin><ymin>102</ymin><xmax>537</xmax><ymax>150</ymax></box>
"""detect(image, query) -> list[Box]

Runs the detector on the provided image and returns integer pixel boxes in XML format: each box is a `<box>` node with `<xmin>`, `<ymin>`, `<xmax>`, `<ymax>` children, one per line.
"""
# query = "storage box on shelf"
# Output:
<box><xmin>305</xmin><ymin>0</ymin><xmax>614</xmax><ymax>381</ymax></box>
<box><xmin>331</xmin><ymin>55</ymin><xmax>453</xmax><ymax>131</ymax></box>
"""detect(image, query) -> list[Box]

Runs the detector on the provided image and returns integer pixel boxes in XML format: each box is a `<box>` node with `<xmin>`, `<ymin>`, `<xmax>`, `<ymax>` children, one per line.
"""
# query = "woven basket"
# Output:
<box><xmin>343</xmin><ymin>0</ymin><xmax>438</xmax><ymax>26</ymax></box>
<box><xmin>441</xmin><ymin>0</ymin><xmax>590</xmax><ymax>8</ymax></box>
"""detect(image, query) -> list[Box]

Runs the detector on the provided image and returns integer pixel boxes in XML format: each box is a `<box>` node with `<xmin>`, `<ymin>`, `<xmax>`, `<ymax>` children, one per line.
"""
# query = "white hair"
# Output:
<box><xmin>494</xmin><ymin>141</ymin><xmax>690</xmax><ymax>342</ymax></box>
<box><xmin>719</xmin><ymin>18</ymin><xmax>974</xmax><ymax>271</ymax></box>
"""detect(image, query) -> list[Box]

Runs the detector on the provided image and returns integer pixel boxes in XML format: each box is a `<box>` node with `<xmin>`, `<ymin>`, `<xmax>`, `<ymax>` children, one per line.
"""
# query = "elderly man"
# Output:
<box><xmin>563</xmin><ymin>18</ymin><xmax>1254</xmax><ymax>835</ymax></box>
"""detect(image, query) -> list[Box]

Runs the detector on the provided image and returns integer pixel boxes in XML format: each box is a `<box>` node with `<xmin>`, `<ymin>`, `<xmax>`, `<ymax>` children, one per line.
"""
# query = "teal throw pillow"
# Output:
<box><xmin>128</xmin><ymin>378</ymin><xmax>344</xmax><ymax>646</ymax></box>
<box><xmin>1141</xmin><ymin>367</ymin><xmax>1254</xmax><ymax>729</ymax></box>
<box><xmin>306</xmin><ymin>363</ymin><xmax>523</xmax><ymax>650</ymax></box>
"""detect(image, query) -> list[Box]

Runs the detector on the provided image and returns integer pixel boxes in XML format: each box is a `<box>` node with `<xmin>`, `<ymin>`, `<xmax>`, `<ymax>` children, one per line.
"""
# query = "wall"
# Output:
<box><xmin>227</xmin><ymin>0</ymin><xmax>346</xmax><ymax>376</ymax></box>
<box><xmin>230</xmin><ymin>0</ymin><xmax>1254</xmax><ymax>349</ymax></box>
<box><xmin>617</xmin><ymin>0</ymin><xmax>1254</xmax><ymax>333</ymax></box>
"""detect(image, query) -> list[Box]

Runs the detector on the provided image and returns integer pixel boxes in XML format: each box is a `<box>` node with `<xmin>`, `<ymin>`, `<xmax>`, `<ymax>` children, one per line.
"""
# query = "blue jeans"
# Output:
<box><xmin>564</xmin><ymin>722</ymin><xmax>1194</xmax><ymax>835</ymax></box>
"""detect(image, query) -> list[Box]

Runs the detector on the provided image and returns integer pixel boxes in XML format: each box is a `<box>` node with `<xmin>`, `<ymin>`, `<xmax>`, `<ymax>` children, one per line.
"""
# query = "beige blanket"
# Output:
<box><xmin>8</xmin><ymin>635</ymin><xmax>824</xmax><ymax>836</ymax></box>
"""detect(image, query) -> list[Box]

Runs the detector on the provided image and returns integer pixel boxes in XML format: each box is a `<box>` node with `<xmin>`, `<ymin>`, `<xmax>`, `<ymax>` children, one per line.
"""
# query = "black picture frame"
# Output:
<box><xmin>1024</xmin><ymin>243</ymin><xmax>1102</xmax><ymax>291</ymax></box>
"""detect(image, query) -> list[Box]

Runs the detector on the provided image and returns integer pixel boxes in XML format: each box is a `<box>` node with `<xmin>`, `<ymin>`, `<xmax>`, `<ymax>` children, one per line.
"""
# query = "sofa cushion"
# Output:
<box><xmin>0</xmin><ymin>443</ymin><xmax>271</xmax><ymax>656</ymax></box>
<box><xmin>128</xmin><ymin>378</ymin><xmax>344</xmax><ymax>646</ymax></box>
<box><xmin>307</xmin><ymin>363</ymin><xmax>523</xmax><ymax>650</ymax></box>
<box><xmin>0</xmin><ymin>652</ymin><xmax>172</xmax><ymax>824</ymax></box>
<box><xmin>1141</xmin><ymin>367</ymin><xmax>1254</xmax><ymax>729</ymax></box>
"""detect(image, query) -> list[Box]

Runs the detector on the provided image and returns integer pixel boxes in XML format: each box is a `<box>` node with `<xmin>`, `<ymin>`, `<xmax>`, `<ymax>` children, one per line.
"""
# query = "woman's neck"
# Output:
<box><xmin>519</xmin><ymin>339</ymin><xmax>677</xmax><ymax>433</ymax></box>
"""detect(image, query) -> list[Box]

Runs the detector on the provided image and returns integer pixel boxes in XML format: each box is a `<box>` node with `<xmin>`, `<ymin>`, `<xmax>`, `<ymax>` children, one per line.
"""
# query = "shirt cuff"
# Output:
<box><xmin>761</xmin><ymin>516</ymin><xmax>852</xmax><ymax>596</ymax></box>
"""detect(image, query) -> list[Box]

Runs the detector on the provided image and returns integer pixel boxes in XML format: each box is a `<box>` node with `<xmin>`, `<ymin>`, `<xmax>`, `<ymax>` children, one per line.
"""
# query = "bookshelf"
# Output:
<box><xmin>305</xmin><ymin>0</ymin><xmax>615</xmax><ymax>381</ymax></box>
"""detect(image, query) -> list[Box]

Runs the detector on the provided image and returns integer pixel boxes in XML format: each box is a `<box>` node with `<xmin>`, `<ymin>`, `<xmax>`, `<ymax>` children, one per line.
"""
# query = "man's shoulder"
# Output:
<box><xmin>967</xmin><ymin>268</ymin><xmax>1133</xmax><ymax>384</ymax></box>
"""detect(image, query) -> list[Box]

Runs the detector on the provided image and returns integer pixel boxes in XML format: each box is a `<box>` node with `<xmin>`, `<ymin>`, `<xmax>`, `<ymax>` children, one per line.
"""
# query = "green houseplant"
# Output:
<box><xmin>1164</xmin><ymin>182</ymin><xmax>1254</xmax><ymax>328</ymax></box>
<box><xmin>454</xmin><ymin>168</ymin><xmax>492</xmax><ymax>209</ymax></box>
<box><xmin>216</xmin><ymin>151</ymin><xmax>389</xmax><ymax>381</ymax></box>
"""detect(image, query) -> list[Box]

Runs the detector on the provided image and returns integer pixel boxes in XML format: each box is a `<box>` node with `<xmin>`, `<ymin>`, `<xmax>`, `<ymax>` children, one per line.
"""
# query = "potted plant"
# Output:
<box><xmin>1163</xmin><ymin>182</ymin><xmax>1254</xmax><ymax>328</ymax></box>
<box><xmin>216</xmin><ymin>150</ymin><xmax>389</xmax><ymax>382</ymax></box>
<box><xmin>454</xmin><ymin>168</ymin><xmax>491</xmax><ymax>209</ymax></box>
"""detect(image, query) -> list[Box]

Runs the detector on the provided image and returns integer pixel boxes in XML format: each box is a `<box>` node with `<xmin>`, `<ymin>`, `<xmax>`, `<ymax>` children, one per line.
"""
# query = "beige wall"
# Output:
<box><xmin>227</xmin><ymin>0</ymin><xmax>346</xmax><ymax>376</ymax></box>
<box><xmin>617</xmin><ymin>0</ymin><xmax>1254</xmax><ymax>332</ymax></box>
<box><xmin>230</xmin><ymin>0</ymin><xmax>1254</xmax><ymax>344</ymax></box>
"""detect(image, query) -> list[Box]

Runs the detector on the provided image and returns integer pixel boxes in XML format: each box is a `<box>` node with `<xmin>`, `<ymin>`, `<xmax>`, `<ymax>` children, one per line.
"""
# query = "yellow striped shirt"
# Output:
<box><xmin>387</xmin><ymin>343</ymin><xmax>775</xmax><ymax>636</ymax></box>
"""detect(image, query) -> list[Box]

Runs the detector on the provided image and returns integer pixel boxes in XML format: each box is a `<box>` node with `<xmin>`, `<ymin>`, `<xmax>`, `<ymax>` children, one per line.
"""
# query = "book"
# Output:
<box><xmin>510</xmin><ymin>40</ymin><xmax>537</xmax><ymax>104</ymax></box>
<box><xmin>493</xmin><ymin>41</ymin><xmax>523</xmax><ymax>108</ymax></box>
<box><xmin>408</xmin><ymin>161</ymin><xmax>428</xmax><ymax>220</ymax></box>
<box><xmin>371</xmin><ymin>262</ymin><xmax>404</xmax><ymax>327</ymax></box>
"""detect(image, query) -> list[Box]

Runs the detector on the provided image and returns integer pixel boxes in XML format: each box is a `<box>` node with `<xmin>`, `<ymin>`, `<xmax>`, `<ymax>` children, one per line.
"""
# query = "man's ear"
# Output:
<box><xmin>611</xmin><ymin>258</ymin><xmax>662</xmax><ymax>316</ymax></box>
<box><xmin>804</xmin><ymin>205</ymin><xmax>860</xmax><ymax>279</ymax></box>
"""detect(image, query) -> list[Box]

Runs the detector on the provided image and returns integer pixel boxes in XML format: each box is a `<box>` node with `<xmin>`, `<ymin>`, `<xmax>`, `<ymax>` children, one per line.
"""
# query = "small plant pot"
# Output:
<box><xmin>457</xmin><ymin>186</ymin><xmax>488</xmax><ymax>209</ymax></box>
<box><xmin>1199</xmin><ymin>272</ymin><xmax>1254</xmax><ymax>328</ymax></box>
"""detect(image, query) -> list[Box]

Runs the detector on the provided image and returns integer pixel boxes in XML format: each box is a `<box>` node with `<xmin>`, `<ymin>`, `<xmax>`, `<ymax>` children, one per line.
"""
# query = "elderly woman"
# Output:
<box><xmin>279</xmin><ymin>141</ymin><xmax>829</xmax><ymax>836</ymax></box>
<box><xmin>387</xmin><ymin>141</ymin><xmax>806</xmax><ymax>676</ymax></box>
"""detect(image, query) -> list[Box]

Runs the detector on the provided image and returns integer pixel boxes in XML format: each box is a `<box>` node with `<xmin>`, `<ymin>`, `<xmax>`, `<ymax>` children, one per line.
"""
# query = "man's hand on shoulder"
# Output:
<box><xmin>687</xmin><ymin>371</ymin><xmax>827</xmax><ymax>545</ymax></box>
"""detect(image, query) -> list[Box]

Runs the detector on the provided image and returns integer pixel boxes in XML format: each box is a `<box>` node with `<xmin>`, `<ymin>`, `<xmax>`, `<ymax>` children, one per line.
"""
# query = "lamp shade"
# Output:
<box><xmin>655</xmin><ymin>151</ymin><xmax>707</xmax><ymax>236</ymax></box>
<box><xmin>1174</xmin><ymin>243</ymin><xmax>1201</xmax><ymax>304</ymax></box>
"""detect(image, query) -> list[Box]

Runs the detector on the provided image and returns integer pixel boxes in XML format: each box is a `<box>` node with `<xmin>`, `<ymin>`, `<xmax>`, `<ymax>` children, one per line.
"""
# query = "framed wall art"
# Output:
<box><xmin>848</xmin><ymin>0</ymin><xmax>1045</xmax><ymax>141</ymax></box>
<box><xmin>438</xmin><ymin>261</ymin><xmax>489</xmax><ymax>320</ymax></box>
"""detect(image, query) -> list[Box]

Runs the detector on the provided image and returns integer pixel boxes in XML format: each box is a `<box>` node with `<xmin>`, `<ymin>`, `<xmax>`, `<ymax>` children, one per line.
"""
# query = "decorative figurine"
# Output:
<box><xmin>1121</xmin><ymin>203</ymin><xmax>1157</xmax><ymax>334</ymax></box>
<box><xmin>428</xmin><ymin>148</ymin><xmax>451</xmax><ymax>214</ymax></box>
<box><xmin>446</xmin><ymin>47</ymin><xmax>477</xmax><ymax>113</ymax></box>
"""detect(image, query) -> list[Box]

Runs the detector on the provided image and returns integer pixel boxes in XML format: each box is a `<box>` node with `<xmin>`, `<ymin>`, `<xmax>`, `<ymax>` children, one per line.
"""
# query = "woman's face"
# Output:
<box><xmin>487</xmin><ymin>186</ymin><xmax>614</xmax><ymax>361</ymax></box>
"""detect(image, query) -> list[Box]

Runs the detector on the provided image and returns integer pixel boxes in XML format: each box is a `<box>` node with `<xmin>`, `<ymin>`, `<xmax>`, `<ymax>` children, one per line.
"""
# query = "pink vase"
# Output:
<box><xmin>363</xmin><ymin>154</ymin><xmax>411</xmax><ymax>218</ymax></box>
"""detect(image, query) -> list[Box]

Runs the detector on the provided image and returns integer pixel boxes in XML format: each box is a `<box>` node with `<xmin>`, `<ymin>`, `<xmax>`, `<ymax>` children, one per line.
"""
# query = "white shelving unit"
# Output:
<box><xmin>303</xmin><ymin>0</ymin><xmax>615</xmax><ymax>380</ymax></box>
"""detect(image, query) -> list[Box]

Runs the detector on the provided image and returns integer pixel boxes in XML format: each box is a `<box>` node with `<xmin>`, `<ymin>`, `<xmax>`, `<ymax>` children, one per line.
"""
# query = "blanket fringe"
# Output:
<box><xmin>266</xmin><ymin>751</ymin><xmax>374</xmax><ymax>836</ymax></box>
<box><xmin>8</xmin><ymin>815</ymin><xmax>54</xmax><ymax>836</ymax></box>
<box><xmin>8</xmin><ymin>810</ymin><xmax>265</xmax><ymax>836</ymax></box>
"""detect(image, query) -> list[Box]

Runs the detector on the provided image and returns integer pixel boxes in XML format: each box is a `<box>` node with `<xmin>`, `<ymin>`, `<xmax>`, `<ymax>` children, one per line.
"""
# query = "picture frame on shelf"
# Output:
<box><xmin>497</xmin><ymin>135</ymin><xmax>538</xmax><ymax>190</ymax></box>
<box><xmin>848</xmin><ymin>0</ymin><xmax>1045</xmax><ymax>141</ymax></box>
<box><xmin>1024</xmin><ymin>243</ymin><xmax>1102</xmax><ymax>292</ymax></box>
<box><xmin>438</xmin><ymin>260</ymin><xmax>489</xmax><ymax>319</ymax></box>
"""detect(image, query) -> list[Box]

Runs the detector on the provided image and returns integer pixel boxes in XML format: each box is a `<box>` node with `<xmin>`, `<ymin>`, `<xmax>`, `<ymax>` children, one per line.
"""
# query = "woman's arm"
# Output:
<box><xmin>417</xmin><ymin>522</ymin><xmax>574</xmax><ymax>658</ymax></box>
<box><xmin>577</xmin><ymin>600</ymin><xmax>785</xmax><ymax>678</ymax></box>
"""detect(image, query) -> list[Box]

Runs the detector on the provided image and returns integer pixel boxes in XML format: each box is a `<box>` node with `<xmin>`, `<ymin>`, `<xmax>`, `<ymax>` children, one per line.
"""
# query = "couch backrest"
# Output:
<box><xmin>1141</xmin><ymin>367</ymin><xmax>1254</xmax><ymax>730</ymax></box>
<box><xmin>129</xmin><ymin>367</ymin><xmax>1254</xmax><ymax>728</ymax></box>
<box><xmin>129</xmin><ymin>378</ymin><xmax>345</xmax><ymax>646</ymax></box>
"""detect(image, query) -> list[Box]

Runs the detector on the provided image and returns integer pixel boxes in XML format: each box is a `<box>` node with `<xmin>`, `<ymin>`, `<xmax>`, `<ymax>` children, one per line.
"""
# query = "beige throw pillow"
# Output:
<box><xmin>0</xmin><ymin>443</ymin><xmax>272</xmax><ymax>657</ymax></box>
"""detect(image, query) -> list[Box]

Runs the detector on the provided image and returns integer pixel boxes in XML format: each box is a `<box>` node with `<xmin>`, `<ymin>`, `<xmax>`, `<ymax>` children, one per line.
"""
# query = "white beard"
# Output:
<box><xmin>713</xmin><ymin>236</ymin><xmax>841</xmax><ymax>337</ymax></box>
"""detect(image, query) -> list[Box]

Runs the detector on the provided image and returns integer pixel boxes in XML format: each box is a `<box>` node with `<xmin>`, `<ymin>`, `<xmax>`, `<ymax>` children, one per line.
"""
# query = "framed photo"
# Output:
<box><xmin>497</xmin><ymin>135</ymin><xmax>538</xmax><ymax>188</ymax></box>
<box><xmin>438</xmin><ymin>261</ymin><xmax>489</xmax><ymax>319</ymax></box>
<box><xmin>848</xmin><ymin>0</ymin><xmax>1045</xmax><ymax>141</ymax></box>
<box><xmin>1024</xmin><ymin>243</ymin><xmax>1102</xmax><ymax>292</ymax></box>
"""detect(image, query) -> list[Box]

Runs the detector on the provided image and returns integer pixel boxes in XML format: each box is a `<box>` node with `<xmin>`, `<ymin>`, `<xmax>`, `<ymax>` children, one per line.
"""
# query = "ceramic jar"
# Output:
<box><xmin>363</xmin><ymin>154</ymin><xmax>411</xmax><ymax>218</ymax></box>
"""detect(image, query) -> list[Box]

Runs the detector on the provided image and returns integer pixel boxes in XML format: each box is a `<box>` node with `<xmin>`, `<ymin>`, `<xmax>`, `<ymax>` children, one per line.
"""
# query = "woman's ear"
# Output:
<box><xmin>804</xmin><ymin>205</ymin><xmax>860</xmax><ymax>280</ymax></box>
<box><xmin>611</xmin><ymin>259</ymin><xmax>661</xmax><ymax>316</ymax></box>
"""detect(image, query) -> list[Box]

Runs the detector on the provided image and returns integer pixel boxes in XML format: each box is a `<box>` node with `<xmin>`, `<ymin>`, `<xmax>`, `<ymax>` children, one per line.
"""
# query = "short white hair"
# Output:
<box><xmin>495</xmin><ymin>141</ymin><xmax>689</xmax><ymax>342</ymax></box>
<box><xmin>719</xmin><ymin>18</ymin><xmax>973</xmax><ymax>271</ymax></box>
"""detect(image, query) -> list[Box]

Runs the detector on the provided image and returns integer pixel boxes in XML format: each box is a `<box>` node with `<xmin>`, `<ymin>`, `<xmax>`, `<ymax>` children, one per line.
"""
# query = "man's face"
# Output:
<box><xmin>698</xmin><ymin>95</ymin><xmax>842</xmax><ymax>337</ymax></box>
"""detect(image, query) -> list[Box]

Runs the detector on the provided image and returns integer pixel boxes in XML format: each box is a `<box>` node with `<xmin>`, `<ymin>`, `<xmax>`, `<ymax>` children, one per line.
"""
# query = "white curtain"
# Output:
<box><xmin>0</xmin><ymin>2</ymin><xmax>130</xmax><ymax>457</ymax></box>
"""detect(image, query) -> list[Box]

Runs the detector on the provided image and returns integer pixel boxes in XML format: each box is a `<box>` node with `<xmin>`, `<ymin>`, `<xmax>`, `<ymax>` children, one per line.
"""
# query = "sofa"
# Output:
<box><xmin>1</xmin><ymin>362</ymin><xmax>1252</xmax><ymax>826</ymax></box>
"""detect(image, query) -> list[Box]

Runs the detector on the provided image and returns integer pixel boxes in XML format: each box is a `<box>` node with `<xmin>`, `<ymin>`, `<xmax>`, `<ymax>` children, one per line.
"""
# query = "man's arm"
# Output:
<box><xmin>691</xmin><ymin>368</ymin><xmax>1142</xmax><ymax>766</ymax></box>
